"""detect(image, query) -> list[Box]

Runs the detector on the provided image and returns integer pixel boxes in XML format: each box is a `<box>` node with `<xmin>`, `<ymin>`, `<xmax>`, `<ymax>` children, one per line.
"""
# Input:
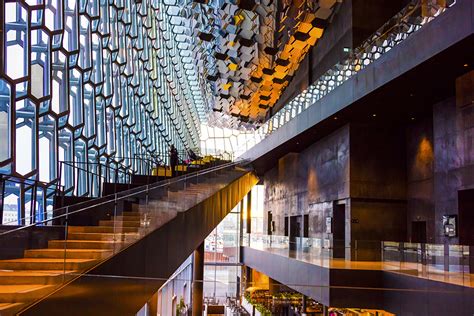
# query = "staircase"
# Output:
<box><xmin>0</xmin><ymin>164</ymin><xmax>256</xmax><ymax>315</ymax></box>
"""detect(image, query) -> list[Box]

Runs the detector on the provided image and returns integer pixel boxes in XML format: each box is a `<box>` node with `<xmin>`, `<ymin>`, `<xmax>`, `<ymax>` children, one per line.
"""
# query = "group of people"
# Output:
<box><xmin>168</xmin><ymin>145</ymin><xmax>200</xmax><ymax>177</ymax></box>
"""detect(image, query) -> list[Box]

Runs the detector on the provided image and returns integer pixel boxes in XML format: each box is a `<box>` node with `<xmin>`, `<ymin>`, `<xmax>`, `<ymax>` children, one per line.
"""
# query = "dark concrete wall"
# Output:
<box><xmin>433</xmin><ymin>72</ymin><xmax>474</xmax><ymax>244</ymax></box>
<box><xmin>350</xmin><ymin>200</ymin><xmax>406</xmax><ymax>243</ymax></box>
<box><xmin>348</xmin><ymin>123</ymin><xmax>408</xmax><ymax>257</ymax></box>
<box><xmin>350</xmin><ymin>124</ymin><xmax>407</xmax><ymax>200</ymax></box>
<box><xmin>351</xmin><ymin>0</ymin><xmax>409</xmax><ymax>47</ymax></box>
<box><xmin>406</xmin><ymin>114</ymin><xmax>436</xmax><ymax>242</ymax></box>
<box><xmin>263</xmin><ymin>125</ymin><xmax>350</xmax><ymax>238</ymax></box>
<box><xmin>263</xmin><ymin>122</ymin><xmax>410</xmax><ymax>248</ymax></box>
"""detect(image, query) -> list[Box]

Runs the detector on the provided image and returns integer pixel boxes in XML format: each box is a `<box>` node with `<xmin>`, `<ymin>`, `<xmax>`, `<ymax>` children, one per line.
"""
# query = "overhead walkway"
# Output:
<box><xmin>0</xmin><ymin>161</ymin><xmax>258</xmax><ymax>315</ymax></box>
<box><xmin>242</xmin><ymin>234</ymin><xmax>474</xmax><ymax>316</ymax></box>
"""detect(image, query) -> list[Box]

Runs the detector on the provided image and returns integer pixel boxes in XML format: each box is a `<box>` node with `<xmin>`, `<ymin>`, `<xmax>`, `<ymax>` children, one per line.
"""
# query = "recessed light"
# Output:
<box><xmin>411</xmin><ymin>117</ymin><xmax>415</xmax><ymax>121</ymax></box>
<box><xmin>464</xmin><ymin>63</ymin><xmax>469</xmax><ymax>67</ymax></box>
<box><xmin>372</xmin><ymin>113</ymin><xmax>377</xmax><ymax>117</ymax></box>
<box><xmin>334</xmin><ymin>116</ymin><xmax>338</xmax><ymax>120</ymax></box>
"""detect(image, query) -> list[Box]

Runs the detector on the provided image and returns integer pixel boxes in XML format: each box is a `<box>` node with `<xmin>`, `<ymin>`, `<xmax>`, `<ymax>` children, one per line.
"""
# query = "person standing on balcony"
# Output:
<box><xmin>169</xmin><ymin>144</ymin><xmax>179</xmax><ymax>177</ymax></box>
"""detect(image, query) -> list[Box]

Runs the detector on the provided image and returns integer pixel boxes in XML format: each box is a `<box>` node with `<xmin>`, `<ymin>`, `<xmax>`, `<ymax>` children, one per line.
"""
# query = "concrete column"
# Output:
<box><xmin>301</xmin><ymin>295</ymin><xmax>307</xmax><ymax>314</ymax></box>
<box><xmin>246</xmin><ymin>191</ymin><xmax>252</xmax><ymax>234</ymax></box>
<box><xmin>239</xmin><ymin>199</ymin><xmax>245</xmax><ymax>260</ymax></box>
<box><xmin>244</xmin><ymin>266</ymin><xmax>252</xmax><ymax>289</ymax></box>
<box><xmin>147</xmin><ymin>291</ymin><xmax>158</xmax><ymax>316</ymax></box>
<box><xmin>322</xmin><ymin>304</ymin><xmax>329</xmax><ymax>316</ymax></box>
<box><xmin>192</xmin><ymin>241</ymin><xmax>205</xmax><ymax>316</ymax></box>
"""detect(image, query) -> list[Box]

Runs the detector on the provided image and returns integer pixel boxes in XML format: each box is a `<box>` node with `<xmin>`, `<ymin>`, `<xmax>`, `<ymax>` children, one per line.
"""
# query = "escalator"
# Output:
<box><xmin>0</xmin><ymin>161</ymin><xmax>258</xmax><ymax>315</ymax></box>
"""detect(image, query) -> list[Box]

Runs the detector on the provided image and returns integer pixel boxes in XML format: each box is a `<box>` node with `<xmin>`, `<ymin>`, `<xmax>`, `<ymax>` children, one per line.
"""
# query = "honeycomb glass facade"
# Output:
<box><xmin>0</xmin><ymin>0</ymin><xmax>203</xmax><ymax>224</ymax></box>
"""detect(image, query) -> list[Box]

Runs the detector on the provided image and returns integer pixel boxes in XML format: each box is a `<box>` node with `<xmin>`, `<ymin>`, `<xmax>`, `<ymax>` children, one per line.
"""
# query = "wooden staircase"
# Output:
<box><xmin>0</xmin><ymin>170</ymin><xmax>238</xmax><ymax>315</ymax></box>
<box><xmin>0</xmin><ymin>211</ymin><xmax>150</xmax><ymax>315</ymax></box>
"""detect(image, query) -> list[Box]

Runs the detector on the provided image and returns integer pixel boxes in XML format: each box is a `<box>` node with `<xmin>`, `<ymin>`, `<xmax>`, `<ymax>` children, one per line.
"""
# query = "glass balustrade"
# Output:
<box><xmin>0</xmin><ymin>160</ymin><xmax>248</xmax><ymax>315</ymax></box>
<box><xmin>243</xmin><ymin>233</ymin><xmax>473</xmax><ymax>288</ymax></box>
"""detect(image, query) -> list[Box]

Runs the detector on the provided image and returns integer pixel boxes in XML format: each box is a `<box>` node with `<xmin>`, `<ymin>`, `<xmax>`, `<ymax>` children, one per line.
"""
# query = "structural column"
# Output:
<box><xmin>192</xmin><ymin>241</ymin><xmax>205</xmax><ymax>316</ymax></box>
<box><xmin>147</xmin><ymin>291</ymin><xmax>158</xmax><ymax>316</ymax></box>
<box><xmin>246</xmin><ymin>191</ymin><xmax>252</xmax><ymax>235</ymax></box>
<box><xmin>301</xmin><ymin>295</ymin><xmax>307</xmax><ymax>315</ymax></box>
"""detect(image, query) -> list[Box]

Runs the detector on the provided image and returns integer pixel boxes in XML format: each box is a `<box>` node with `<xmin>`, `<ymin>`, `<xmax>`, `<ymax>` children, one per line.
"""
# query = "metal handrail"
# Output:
<box><xmin>0</xmin><ymin>158</ymin><xmax>250</xmax><ymax>236</ymax></box>
<box><xmin>0</xmin><ymin>173</ymin><xmax>64</xmax><ymax>188</ymax></box>
<box><xmin>0</xmin><ymin>174</ymin><xmax>65</xmax><ymax>226</ymax></box>
<box><xmin>58</xmin><ymin>160</ymin><xmax>137</xmax><ymax>197</ymax></box>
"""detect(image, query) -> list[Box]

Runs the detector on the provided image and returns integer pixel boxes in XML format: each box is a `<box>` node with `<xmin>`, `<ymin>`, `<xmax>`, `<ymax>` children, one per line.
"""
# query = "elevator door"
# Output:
<box><xmin>333</xmin><ymin>203</ymin><xmax>346</xmax><ymax>259</ymax></box>
<box><xmin>267</xmin><ymin>211</ymin><xmax>273</xmax><ymax>235</ymax></box>
<box><xmin>411</xmin><ymin>221</ymin><xmax>427</xmax><ymax>243</ymax></box>
<box><xmin>459</xmin><ymin>189</ymin><xmax>474</xmax><ymax>245</ymax></box>
<box><xmin>289</xmin><ymin>215</ymin><xmax>302</xmax><ymax>251</ymax></box>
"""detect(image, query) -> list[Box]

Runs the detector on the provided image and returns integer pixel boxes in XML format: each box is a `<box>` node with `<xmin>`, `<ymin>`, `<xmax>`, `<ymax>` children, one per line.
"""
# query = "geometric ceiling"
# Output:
<box><xmin>164</xmin><ymin>0</ymin><xmax>342</xmax><ymax>129</ymax></box>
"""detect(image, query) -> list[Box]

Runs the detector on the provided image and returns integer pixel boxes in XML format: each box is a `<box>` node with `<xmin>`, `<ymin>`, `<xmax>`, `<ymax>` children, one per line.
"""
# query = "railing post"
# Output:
<box><xmin>113</xmin><ymin>193</ymin><xmax>118</xmax><ymax>254</ymax></box>
<box><xmin>0</xmin><ymin>175</ymin><xmax>4</xmax><ymax>224</ymax></box>
<box><xmin>98</xmin><ymin>163</ymin><xmax>102</xmax><ymax>197</ymax></box>
<box><xmin>58</xmin><ymin>162</ymin><xmax>63</xmax><ymax>194</ymax></box>
<box><xmin>62</xmin><ymin>206</ymin><xmax>69</xmax><ymax>283</ymax></box>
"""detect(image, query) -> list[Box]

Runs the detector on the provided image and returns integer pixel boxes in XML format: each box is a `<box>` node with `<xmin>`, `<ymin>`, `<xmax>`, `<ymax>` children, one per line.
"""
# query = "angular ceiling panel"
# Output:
<box><xmin>159</xmin><ymin>0</ymin><xmax>342</xmax><ymax>129</ymax></box>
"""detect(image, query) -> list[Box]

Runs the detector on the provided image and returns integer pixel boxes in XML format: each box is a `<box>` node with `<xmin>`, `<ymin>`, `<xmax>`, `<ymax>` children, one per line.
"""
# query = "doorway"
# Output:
<box><xmin>333</xmin><ymin>203</ymin><xmax>346</xmax><ymax>259</ymax></box>
<box><xmin>458</xmin><ymin>189</ymin><xmax>474</xmax><ymax>245</ymax></box>
<box><xmin>411</xmin><ymin>221</ymin><xmax>427</xmax><ymax>243</ymax></box>
<box><xmin>303</xmin><ymin>214</ymin><xmax>309</xmax><ymax>238</ymax></box>
<box><xmin>289</xmin><ymin>215</ymin><xmax>302</xmax><ymax>250</ymax></box>
<box><xmin>267</xmin><ymin>211</ymin><xmax>273</xmax><ymax>235</ymax></box>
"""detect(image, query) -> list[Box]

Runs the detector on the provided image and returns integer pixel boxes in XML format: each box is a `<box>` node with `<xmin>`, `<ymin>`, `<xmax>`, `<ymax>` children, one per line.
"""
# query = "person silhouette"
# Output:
<box><xmin>169</xmin><ymin>144</ymin><xmax>179</xmax><ymax>177</ymax></box>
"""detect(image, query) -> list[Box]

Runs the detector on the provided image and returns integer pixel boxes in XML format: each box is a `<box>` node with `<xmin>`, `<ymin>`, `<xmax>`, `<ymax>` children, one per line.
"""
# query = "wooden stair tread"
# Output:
<box><xmin>0</xmin><ymin>302</ymin><xmax>24</xmax><ymax>311</ymax></box>
<box><xmin>55</xmin><ymin>239</ymin><xmax>121</xmax><ymax>243</ymax></box>
<box><xmin>0</xmin><ymin>258</ymin><xmax>96</xmax><ymax>263</ymax></box>
<box><xmin>0</xmin><ymin>284</ymin><xmax>55</xmax><ymax>294</ymax></box>
<box><xmin>68</xmin><ymin>226</ymin><xmax>140</xmax><ymax>232</ymax></box>
<box><xmin>0</xmin><ymin>270</ymin><xmax>76</xmax><ymax>277</ymax></box>
<box><xmin>26</xmin><ymin>249</ymin><xmax>111</xmax><ymax>253</ymax></box>
<box><xmin>67</xmin><ymin>232</ymin><xmax>139</xmax><ymax>236</ymax></box>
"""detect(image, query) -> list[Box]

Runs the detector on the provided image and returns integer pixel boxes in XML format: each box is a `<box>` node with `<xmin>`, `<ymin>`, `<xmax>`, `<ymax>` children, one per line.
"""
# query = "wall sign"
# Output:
<box><xmin>442</xmin><ymin>215</ymin><xmax>457</xmax><ymax>237</ymax></box>
<box><xmin>325</xmin><ymin>217</ymin><xmax>332</xmax><ymax>234</ymax></box>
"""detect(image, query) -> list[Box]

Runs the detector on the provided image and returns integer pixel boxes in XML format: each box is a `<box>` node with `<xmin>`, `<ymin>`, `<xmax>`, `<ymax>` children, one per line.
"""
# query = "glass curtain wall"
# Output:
<box><xmin>204</xmin><ymin>203</ymin><xmax>242</xmax><ymax>304</ymax></box>
<box><xmin>0</xmin><ymin>0</ymin><xmax>203</xmax><ymax>224</ymax></box>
